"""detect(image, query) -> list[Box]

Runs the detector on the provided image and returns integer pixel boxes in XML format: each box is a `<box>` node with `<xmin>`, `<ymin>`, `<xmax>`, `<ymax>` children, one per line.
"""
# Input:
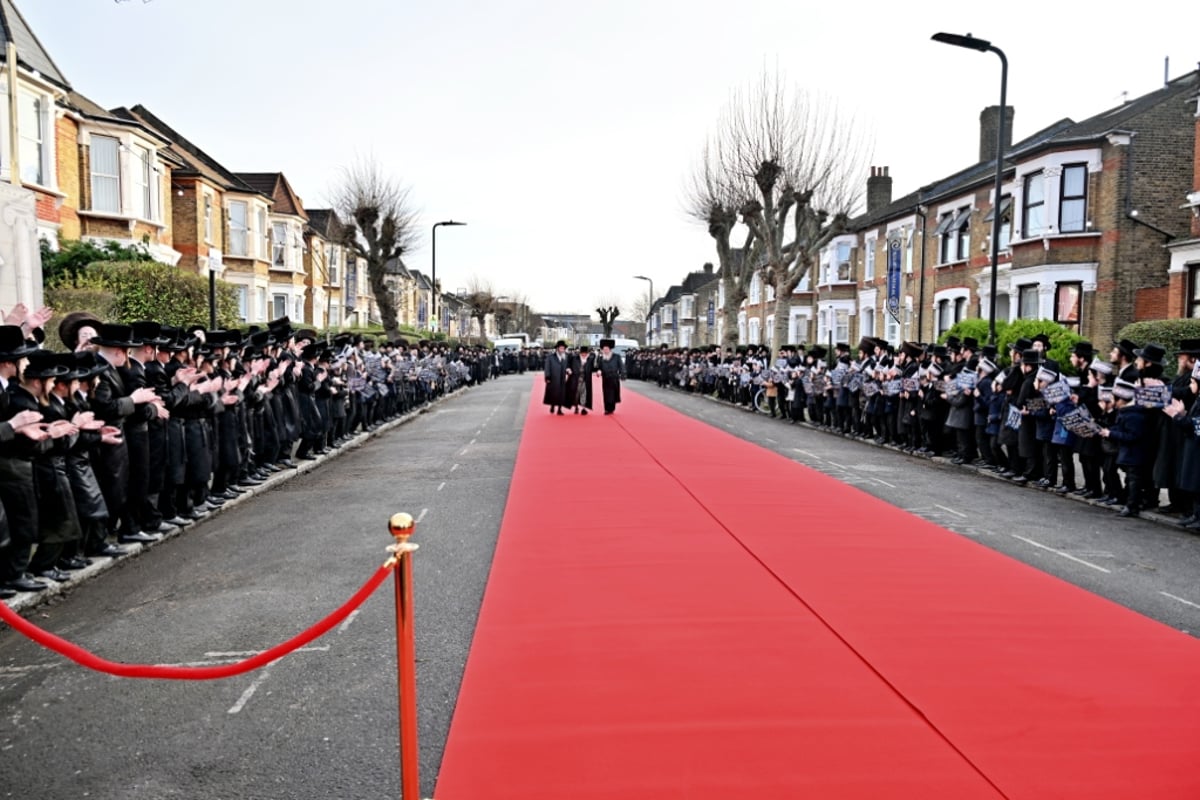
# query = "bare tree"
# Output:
<box><xmin>330</xmin><ymin>157</ymin><xmax>420</xmax><ymax>341</ymax></box>
<box><xmin>629</xmin><ymin>293</ymin><xmax>652</xmax><ymax>327</ymax></box>
<box><xmin>721</xmin><ymin>70</ymin><xmax>871</xmax><ymax>348</ymax></box>
<box><xmin>595</xmin><ymin>303</ymin><xmax>620</xmax><ymax>338</ymax></box>
<box><xmin>685</xmin><ymin>136</ymin><xmax>758</xmax><ymax>351</ymax></box>
<box><xmin>462</xmin><ymin>277</ymin><xmax>497</xmax><ymax>344</ymax></box>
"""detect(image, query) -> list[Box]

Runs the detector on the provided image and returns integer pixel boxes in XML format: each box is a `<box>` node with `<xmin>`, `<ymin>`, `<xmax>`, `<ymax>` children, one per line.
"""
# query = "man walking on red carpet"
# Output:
<box><xmin>596</xmin><ymin>339</ymin><xmax>625</xmax><ymax>415</ymax></box>
<box><xmin>544</xmin><ymin>340</ymin><xmax>570</xmax><ymax>416</ymax></box>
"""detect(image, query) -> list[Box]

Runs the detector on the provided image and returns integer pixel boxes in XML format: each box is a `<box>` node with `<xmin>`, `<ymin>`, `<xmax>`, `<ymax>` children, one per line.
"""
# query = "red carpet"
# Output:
<box><xmin>435</xmin><ymin>383</ymin><xmax>1200</xmax><ymax>799</ymax></box>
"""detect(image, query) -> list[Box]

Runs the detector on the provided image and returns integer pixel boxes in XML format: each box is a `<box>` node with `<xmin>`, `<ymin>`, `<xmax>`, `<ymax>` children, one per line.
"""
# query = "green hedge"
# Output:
<box><xmin>940</xmin><ymin>318</ymin><xmax>1086</xmax><ymax>375</ymax></box>
<box><xmin>42</xmin><ymin>288</ymin><xmax>117</xmax><ymax>351</ymax></box>
<box><xmin>1115</xmin><ymin>319</ymin><xmax>1200</xmax><ymax>379</ymax></box>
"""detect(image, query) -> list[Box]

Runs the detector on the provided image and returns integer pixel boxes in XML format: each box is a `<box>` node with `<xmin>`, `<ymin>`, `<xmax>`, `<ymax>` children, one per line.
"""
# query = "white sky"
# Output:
<box><xmin>25</xmin><ymin>0</ymin><xmax>1199</xmax><ymax>318</ymax></box>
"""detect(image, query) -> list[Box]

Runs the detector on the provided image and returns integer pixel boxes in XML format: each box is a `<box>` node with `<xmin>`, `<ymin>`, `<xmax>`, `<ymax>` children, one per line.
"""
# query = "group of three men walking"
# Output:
<box><xmin>543</xmin><ymin>339</ymin><xmax>624</xmax><ymax>416</ymax></box>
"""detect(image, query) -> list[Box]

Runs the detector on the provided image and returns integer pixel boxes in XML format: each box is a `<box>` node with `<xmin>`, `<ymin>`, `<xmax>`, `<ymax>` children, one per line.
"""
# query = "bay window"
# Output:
<box><xmin>1059</xmin><ymin>164</ymin><xmax>1088</xmax><ymax>233</ymax></box>
<box><xmin>228</xmin><ymin>201</ymin><xmax>248</xmax><ymax>256</ymax></box>
<box><xmin>89</xmin><ymin>135</ymin><xmax>121</xmax><ymax>213</ymax></box>
<box><xmin>1022</xmin><ymin>171</ymin><xmax>1046</xmax><ymax>237</ymax></box>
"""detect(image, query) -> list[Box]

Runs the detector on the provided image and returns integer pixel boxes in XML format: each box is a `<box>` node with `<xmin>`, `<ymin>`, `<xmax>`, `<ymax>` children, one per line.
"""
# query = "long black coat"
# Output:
<box><xmin>596</xmin><ymin>352</ymin><xmax>624</xmax><ymax>409</ymax></box>
<box><xmin>566</xmin><ymin>353</ymin><xmax>595</xmax><ymax>409</ymax></box>
<box><xmin>64</xmin><ymin>391</ymin><xmax>108</xmax><ymax>522</ymax></box>
<box><xmin>543</xmin><ymin>352</ymin><xmax>569</xmax><ymax>407</ymax></box>
<box><xmin>11</xmin><ymin>387</ymin><xmax>80</xmax><ymax>546</ymax></box>
<box><xmin>1155</xmin><ymin>374</ymin><xmax>1194</xmax><ymax>489</ymax></box>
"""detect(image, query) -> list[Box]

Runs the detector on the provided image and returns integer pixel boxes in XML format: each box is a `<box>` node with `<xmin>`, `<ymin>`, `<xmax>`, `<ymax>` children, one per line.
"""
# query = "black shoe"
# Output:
<box><xmin>1054</xmin><ymin>485</ymin><xmax>1073</xmax><ymax>495</ymax></box>
<box><xmin>118</xmin><ymin>531</ymin><xmax>159</xmax><ymax>544</ymax></box>
<box><xmin>1178</xmin><ymin>515</ymin><xmax>1199</xmax><ymax>527</ymax></box>
<box><xmin>0</xmin><ymin>586</ymin><xmax>15</xmax><ymax>599</ymax></box>
<box><xmin>37</xmin><ymin>568</ymin><xmax>71</xmax><ymax>582</ymax></box>
<box><xmin>1033</xmin><ymin>478</ymin><xmax>1052</xmax><ymax>489</ymax></box>
<box><xmin>278</xmin><ymin>459</ymin><xmax>297</xmax><ymax>469</ymax></box>
<box><xmin>205</xmin><ymin>496</ymin><xmax>226</xmax><ymax>507</ymax></box>
<box><xmin>1118</xmin><ymin>506</ymin><xmax>1139</xmax><ymax>518</ymax></box>
<box><xmin>6</xmin><ymin>575</ymin><xmax>47</xmax><ymax>592</ymax></box>
<box><xmin>1101</xmin><ymin>496</ymin><xmax>1121</xmax><ymax>506</ymax></box>
<box><xmin>164</xmin><ymin>516</ymin><xmax>189</xmax><ymax>527</ymax></box>
<box><xmin>297</xmin><ymin>454</ymin><xmax>317</xmax><ymax>461</ymax></box>
<box><xmin>58</xmin><ymin>556</ymin><xmax>91</xmax><ymax>571</ymax></box>
<box><xmin>581</xmin><ymin>409</ymin><xmax>588</xmax><ymax>415</ymax></box>
<box><xmin>998</xmin><ymin>470</ymin><xmax>1015</xmax><ymax>479</ymax></box>
<box><xmin>557</xmin><ymin>409</ymin><xmax>564</xmax><ymax>416</ymax></box>
<box><xmin>1160</xmin><ymin>505</ymin><xmax>1184</xmax><ymax>515</ymax></box>
<box><xmin>187</xmin><ymin>509</ymin><xmax>207</xmax><ymax>520</ymax></box>
<box><xmin>951</xmin><ymin>457</ymin><xmax>965</xmax><ymax>465</ymax></box>
<box><xmin>1010</xmin><ymin>475</ymin><xmax>1028</xmax><ymax>484</ymax></box>
<box><xmin>88</xmin><ymin>543</ymin><xmax>128</xmax><ymax>558</ymax></box>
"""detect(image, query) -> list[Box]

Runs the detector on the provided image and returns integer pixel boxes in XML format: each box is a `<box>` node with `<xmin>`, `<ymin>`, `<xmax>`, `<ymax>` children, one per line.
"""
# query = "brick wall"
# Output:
<box><xmin>54</xmin><ymin>115</ymin><xmax>80</xmax><ymax>239</ymax></box>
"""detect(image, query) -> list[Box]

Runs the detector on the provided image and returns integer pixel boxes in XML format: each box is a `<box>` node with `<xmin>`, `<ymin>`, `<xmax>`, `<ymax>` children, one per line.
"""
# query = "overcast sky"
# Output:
<box><xmin>26</xmin><ymin>0</ymin><xmax>1199</xmax><ymax>319</ymax></box>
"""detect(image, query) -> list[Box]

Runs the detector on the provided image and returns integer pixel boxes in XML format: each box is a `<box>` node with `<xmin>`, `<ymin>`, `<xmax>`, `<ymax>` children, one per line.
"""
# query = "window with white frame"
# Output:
<box><xmin>750</xmin><ymin>273</ymin><xmax>761</xmax><ymax>303</ymax></box>
<box><xmin>1054</xmin><ymin>282</ymin><xmax>1082</xmax><ymax>330</ymax></box>
<box><xmin>885</xmin><ymin>307</ymin><xmax>900</xmax><ymax>344</ymax></box>
<box><xmin>765</xmin><ymin>316</ymin><xmax>774</xmax><ymax>345</ymax></box>
<box><xmin>936</xmin><ymin>212</ymin><xmax>956</xmax><ymax>262</ymax></box>
<box><xmin>955</xmin><ymin>296</ymin><xmax>967</xmax><ymax>323</ymax></box>
<box><xmin>228</xmin><ymin>201</ymin><xmax>248</xmax><ymax>256</ymax></box>
<box><xmin>1059</xmin><ymin>164</ymin><xmax>1087</xmax><ymax>233</ymax></box>
<box><xmin>737</xmin><ymin>311</ymin><xmax>747</xmax><ymax>342</ymax></box>
<box><xmin>836</xmin><ymin>242</ymin><xmax>852</xmax><ymax>281</ymax></box>
<box><xmin>1022</xmin><ymin>171</ymin><xmax>1046</xmax><ymax>237</ymax></box>
<box><xmin>18</xmin><ymin>93</ymin><xmax>43</xmax><ymax>186</ymax></box>
<box><xmin>905</xmin><ymin>228</ymin><xmax>914</xmax><ymax>273</ymax></box>
<box><xmin>294</xmin><ymin>296</ymin><xmax>303</xmax><ymax>319</ymax></box>
<box><xmin>258</xmin><ymin>209</ymin><xmax>269</xmax><ymax>260</ymax></box>
<box><xmin>257</xmin><ymin>288</ymin><xmax>267</xmax><ymax>320</ymax></box>
<box><xmin>235</xmin><ymin>286</ymin><xmax>248</xmax><ymax>322</ymax></box>
<box><xmin>861</xmin><ymin>307</ymin><xmax>874</xmax><ymax>338</ymax></box>
<box><xmin>272</xmin><ymin>222</ymin><xmax>287</xmax><ymax>267</ymax></box>
<box><xmin>835</xmin><ymin>310</ymin><xmax>849</xmax><ymax>343</ymax></box>
<box><xmin>985</xmin><ymin>195</ymin><xmax>1012</xmax><ymax>250</ymax></box>
<box><xmin>1017</xmin><ymin>284</ymin><xmax>1039</xmax><ymax>319</ymax></box>
<box><xmin>133</xmin><ymin>146</ymin><xmax>153</xmax><ymax>220</ymax></box>
<box><xmin>203</xmin><ymin>194</ymin><xmax>213</xmax><ymax>243</ymax></box>
<box><xmin>865</xmin><ymin>238</ymin><xmax>876</xmax><ymax>280</ymax></box>
<box><xmin>955</xmin><ymin>209</ymin><xmax>971</xmax><ymax>261</ymax></box>
<box><xmin>328</xmin><ymin>246</ymin><xmax>339</xmax><ymax>284</ymax></box>
<box><xmin>681</xmin><ymin>295</ymin><xmax>694</xmax><ymax>318</ymax></box>
<box><xmin>330</xmin><ymin>303</ymin><xmax>341</xmax><ymax>327</ymax></box>
<box><xmin>748</xmin><ymin>317</ymin><xmax>761</xmax><ymax>344</ymax></box>
<box><xmin>937</xmin><ymin>299</ymin><xmax>953</xmax><ymax>335</ymax></box>
<box><xmin>89</xmin><ymin>135</ymin><xmax>121</xmax><ymax>213</ymax></box>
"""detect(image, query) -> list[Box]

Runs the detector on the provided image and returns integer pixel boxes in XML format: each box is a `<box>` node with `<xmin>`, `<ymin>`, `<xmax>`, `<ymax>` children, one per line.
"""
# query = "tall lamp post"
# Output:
<box><xmin>932</xmin><ymin>32</ymin><xmax>1007</xmax><ymax>346</ymax></box>
<box><xmin>633</xmin><ymin>274</ymin><xmax>653</xmax><ymax>343</ymax></box>
<box><xmin>431</xmin><ymin>220</ymin><xmax>466</xmax><ymax>334</ymax></box>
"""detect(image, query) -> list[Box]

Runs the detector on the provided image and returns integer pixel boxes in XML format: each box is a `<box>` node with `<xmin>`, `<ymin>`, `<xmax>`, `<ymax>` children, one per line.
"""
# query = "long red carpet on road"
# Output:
<box><xmin>435</xmin><ymin>383</ymin><xmax>1200</xmax><ymax>799</ymax></box>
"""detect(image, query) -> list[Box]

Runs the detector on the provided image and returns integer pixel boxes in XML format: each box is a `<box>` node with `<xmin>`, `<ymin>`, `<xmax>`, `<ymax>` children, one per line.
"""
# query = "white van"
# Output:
<box><xmin>491</xmin><ymin>337</ymin><xmax>525</xmax><ymax>353</ymax></box>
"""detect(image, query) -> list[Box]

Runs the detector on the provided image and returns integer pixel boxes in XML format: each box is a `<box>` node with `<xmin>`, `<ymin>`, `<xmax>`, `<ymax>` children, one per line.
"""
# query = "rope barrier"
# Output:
<box><xmin>0</xmin><ymin>561</ymin><xmax>396</xmax><ymax>680</ymax></box>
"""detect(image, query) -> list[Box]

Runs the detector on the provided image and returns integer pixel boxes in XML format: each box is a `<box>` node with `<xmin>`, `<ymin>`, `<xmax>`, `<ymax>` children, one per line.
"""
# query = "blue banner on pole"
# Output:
<box><xmin>707</xmin><ymin>299</ymin><xmax>715</xmax><ymax>327</ymax></box>
<box><xmin>886</xmin><ymin>237</ymin><xmax>902</xmax><ymax>323</ymax></box>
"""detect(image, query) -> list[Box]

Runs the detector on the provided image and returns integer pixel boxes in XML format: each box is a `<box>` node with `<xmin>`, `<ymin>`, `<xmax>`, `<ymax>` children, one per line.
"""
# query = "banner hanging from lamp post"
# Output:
<box><xmin>886</xmin><ymin>235</ymin><xmax>902</xmax><ymax>323</ymax></box>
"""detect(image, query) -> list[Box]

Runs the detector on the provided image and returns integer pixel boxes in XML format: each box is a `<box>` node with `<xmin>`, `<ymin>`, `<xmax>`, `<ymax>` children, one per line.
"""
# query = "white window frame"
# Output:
<box><xmin>133</xmin><ymin>145</ymin><xmax>153</xmax><ymax>220</ymax></box>
<box><xmin>89</xmin><ymin>135</ymin><xmax>121</xmax><ymax>214</ymax></box>
<box><xmin>17</xmin><ymin>92</ymin><xmax>44</xmax><ymax>186</ymax></box>
<box><xmin>203</xmin><ymin>193</ymin><xmax>214</xmax><ymax>243</ymax></box>
<box><xmin>228</xmin><ymin>200</ymin><xmax>249</xmax><ymax>257</ymax></box>
<box><xmin>272</xmin><ymin>221</ymin><xmax>287</xmax><ymax>267</ymax></box>
<box><xmin>864</xmin><ymin>236</ymin><xmax>876</xmax><ymax>281</ymax></box>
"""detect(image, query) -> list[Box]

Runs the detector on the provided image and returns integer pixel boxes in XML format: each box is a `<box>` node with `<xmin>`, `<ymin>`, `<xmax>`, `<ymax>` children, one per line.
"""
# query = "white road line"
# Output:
<box><xmin>417</xmin><ymin>508</ymin><xmax>428</xmax><ymax>523</ymax></box>
<box><xmin>825</xmin><ymin>461</ymin><xmax>847</xmax><ymax>469</ymax></box>
<box><xmin>205</xmin><ymin>646</ymin><xmax>329</xmax><ymax>658</ymax></box>
<box><xmin>470</xmin><ymin>438</ymin><xmax>477</xmax><ymax>445</ymax></box>
<box><xmin>338</xmin><ymin>610</ymin><xmax>361</xmax><ymax>634</ymax></box>
<box><xmin>765</xmin><ymin>437</ymin><xmax>778</xmax><ymax>444</ymax></box>
<box><xmin>935</xmin><ymin>504</ymin><xmax>968</xmax><ymax>518</ymax></box>
<box><xmin>228</xmin><ymin>670</ymin><xmax>271</xmax><ymax>715</ymax></box>
<box><xmin>459</xmin><ymin>448</ymin><xmax>470</xmax><ymax>456</ymax></box>
<box><xmin>874</xmin><ymin>478</ymin><xmax>898</xmax><ymax>489</ymax></box>
<box><xmin>792</xmin><ymin>449</ymin><xmax>822</xmax><ymax>460</ymax></box>
<box><xmin>1160</xmin><ymin>591</ymin><xmax>1200</xmax><ymax>610</ymax></box>
<box><xmin>437</xmin><ymin>481</ymin><xmax>446</xmax><ymax>491</ymax></box>
<box><xmin>1010</xmin><ymin>535</ymin><xmax>1112</xmax><ymax>574</ymax></box>
<box><xmin>450</xmin><ymin>463</ymin><xmax>459</xmax><ymax>472</ymax></box>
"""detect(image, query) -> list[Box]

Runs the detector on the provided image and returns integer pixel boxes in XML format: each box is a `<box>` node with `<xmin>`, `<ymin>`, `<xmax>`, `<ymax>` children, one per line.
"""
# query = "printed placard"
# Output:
<box><xmin>956</xmin><ymin>372</ymin><xmax>978</xmax><ymax>391</ymax></box>
<box><xmin>1041</xmin><ymin>379</ymin><xmax>1072</xmax><ymax>405</ymax></box>
<box><xmin>1135</xmin><ymin>385</ymin><xmax>1171</xmax><ymax>409</ymax></box>
<box><xmin>1005</xmin><ymin>405</ymin><xmax>1022</xmax><ymax>430</ymax></box>
<box><xmin>1060</xmin><ymin>407</ymin><xmax>1102</xmax><ymax>438</ymax></box>
<box><xmin>902</xmin><ymin>378</ymin><xmax>919</xmax><ymax>393</ymax></box>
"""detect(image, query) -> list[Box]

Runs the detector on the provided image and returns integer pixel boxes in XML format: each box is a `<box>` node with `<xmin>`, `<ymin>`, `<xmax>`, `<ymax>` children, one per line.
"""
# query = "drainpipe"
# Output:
<box><xmin>916</xmin><ymin>198</ymin><xmax>928</xmax><ymax>341</ymax></box>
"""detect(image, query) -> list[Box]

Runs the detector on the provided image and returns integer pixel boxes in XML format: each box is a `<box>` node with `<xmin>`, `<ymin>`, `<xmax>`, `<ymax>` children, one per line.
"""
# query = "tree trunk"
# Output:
<box><xmin>367</xmin><ymin>257</ymin><xmax>400</xmax><ymax>341</ymax></box>
<box><xmin>721</xmin><ymin>286</ymin><xmax>744</xmax><ymax>351</ymax></box>
<box><xmin>772</xmin><ymin>292</ymin><xmax>792</xmax><ymax>350</ymax></box>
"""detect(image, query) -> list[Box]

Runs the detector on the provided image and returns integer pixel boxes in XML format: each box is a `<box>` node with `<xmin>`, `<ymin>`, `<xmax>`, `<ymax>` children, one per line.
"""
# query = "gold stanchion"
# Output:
<box><xmin>387</xmin><ymin>512</ymin><xmax>420</xmax><ymax>799</ymax></box>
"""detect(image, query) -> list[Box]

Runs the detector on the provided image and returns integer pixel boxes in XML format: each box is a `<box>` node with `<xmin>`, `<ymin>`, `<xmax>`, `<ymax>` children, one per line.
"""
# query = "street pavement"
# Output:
<box><xmin>4</xmin><ymin>374</ymin><xmax>1200</xmax><ymax>799</ymax></box>
<box><xmin>0</xmin><ymin>377</ymin><xmax>526</xmax><ymax>800</ymax></box>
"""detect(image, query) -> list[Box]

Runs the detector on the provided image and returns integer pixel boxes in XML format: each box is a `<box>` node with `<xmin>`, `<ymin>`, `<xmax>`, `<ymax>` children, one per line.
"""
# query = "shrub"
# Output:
<box><xmin>1115</xmin><ymin>318</ymin><xmax>1200</xmax><ymax>379</ymax></box>
<box><xmin>939</xmin><ymin>318</ymin><xmax>1085</xmax><ymax>374</ymax></box>
<box><xmin>42</xmin><ymin>288</ymin><xmax>117</xmax><ymax>350</ymax></box>
<box><xmin>938</xmin><ymin>319</ymin><xmax>1004</xmax><ymax>349</ymax></box>
<box><xmin>41</xmin><ymin>238</ymin><xmax>154</xmax><ymax>288</ymax></box>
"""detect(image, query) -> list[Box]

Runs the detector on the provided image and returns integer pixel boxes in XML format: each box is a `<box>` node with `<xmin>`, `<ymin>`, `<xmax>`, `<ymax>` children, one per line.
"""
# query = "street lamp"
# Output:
<box><xmin>932</xmin><ymin>31</ymin><xmax>1007</xmax><ymax>346</ymax></box>
<box><xmin>431</xmin><ymin>220</ymin><xmax>466</xmax><ymax>333</ymax></box>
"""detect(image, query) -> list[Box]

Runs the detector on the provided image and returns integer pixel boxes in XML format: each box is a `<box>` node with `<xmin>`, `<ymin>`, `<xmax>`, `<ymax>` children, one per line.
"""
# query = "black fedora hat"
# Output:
<box><xmin>1113</xmin><ymin>338</ymin><xmax>1138</xmax><ymax>360</ymax></box>
<box><xmin>1072</xmin><ymin>340</ymin><xmax>1096</xmax><ymax>359</ymax></box>
<box><xmin>1134</xmin><ymin>343</ymin><xmax>1166</xmax><ymax>366</ymax></box>
<box><xmin>1177</xmin><ymin>338</ymin><xmax>1200</xmax><ymax>357</ymax></box>
<box><xmin>90</xmin><ymin>323</ymin><xmax>139</xmax><ymax>349</ymax></box>
<box><xmin>0</xmin><ymin>325</ymin><xmax>36</xmax><ymax>361</ymax></box>
<box><xmin>129</xmin><ymin>320</ymin><xmax>170</xmax><ymax>347</ymax></box>
<box><xmin>961</xmin><ymin>336</ymin><xmax>980</xmax><ymax>351</ymax></box>
<box><xmin>23</xmin><ymin>349</ymin><xmax>70</xmax><ymax>380</ymax></box>
<box><xmin>65</xmin><ymin>350</ymin><xmax>109</xmax><ymax>380</ymax></box>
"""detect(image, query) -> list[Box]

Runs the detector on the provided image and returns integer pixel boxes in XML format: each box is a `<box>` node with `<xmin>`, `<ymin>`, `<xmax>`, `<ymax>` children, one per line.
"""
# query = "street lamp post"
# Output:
<box><xmin>932</xmin><ymin>32</ymin><xmax>1007</xmax><ymax>346</ymax></box>
<box><xmin>431</xmin><ymin>220</ymin><xmax>466</xmax><ymax>334</ymax></box>
<box><xmin>633</xmin><ymin>274</ymin><xmax>653</xmax><ymax>344</ymax></box>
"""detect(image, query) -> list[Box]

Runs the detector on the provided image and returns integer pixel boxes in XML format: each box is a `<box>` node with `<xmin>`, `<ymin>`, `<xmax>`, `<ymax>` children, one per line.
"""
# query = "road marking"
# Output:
<box><xmin>935</xmin><ymin>504</ymin><xmax>968</xmax><ymax>518</ymax></box>
<box><xmin>437</xmin><ymin>481</ymin><xmax>446</xmax><ymax>491</ymax></box>
<box><xmin>1160</xmin><ymin>591</ymin><xmax>1200</xmax><ymax>610</ymax></box>
<box><xmin>874</xmin><ymin>478</ymin><xmax>898</xmax><ymax>488</ymax></box>
<box><xmin>825</xmin><ymin>461</ymin><xmax>847</xmax><ymax>469</ymax></box>
<box><xmin>792</xmin><ymin>449</ymin><xmax>822</xmax><ymax>460</ymax></box>
<box><xmin>451</xmin><ymin>463</ymin><xmax>459</xmax><ymax>472</ymax></box>
<box><xmin>204</xmin><ymin>646</ymin><xmax>329</xmax><ymax>658</ymax></box>
<box><xmin>229</xmin><ymin>670</ymin><xmax>271</xmax><ymax>715</ymax></box>
<box><xmin>470</xmin><ymin>438</ymin><xmax>477</xmax><ymax>445</ymax></box>
<box><xmin>417</xmin><ymin>508</ymin><xmax>428</xmax><ymax>523</ymax></box>
<box><xmin>475</xmin><ymin>429</ymin><xmax>482</xmax><ymax>436</ymax></box>
<box><xmin>1010</xmin><ymin>535</ymin><xmax>1112</xmax><ymax>574</ymax></box>
<box><xmin>338</xmin><ymin>610</ymin><xmax>361</xmax><ymax>634</ymax></box>
<box><xmin>765</xmin><ymin>437</ymin><xmax>778</xmax><ymax>444</ymax></box>
<box><xmin>460</xmin><ymin>447</ymin><xmax>470</xmax><ymax>455</ymax></box>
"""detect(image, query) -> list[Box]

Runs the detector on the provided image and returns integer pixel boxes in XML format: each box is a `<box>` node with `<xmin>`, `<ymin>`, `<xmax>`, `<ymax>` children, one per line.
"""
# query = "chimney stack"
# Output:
<box><xmin>866</xmin><ymin>166</ymin><xmax>892</xmax><ymax>214</ymax></box>
<box><xmin>979</xmin><ymin>105</ymin><xmax>1014</xmax><ymax>163</ymax></box>
<box><xmin>703</xmin><ymin>262</ymin><xmax>713</xmax><ymax>274</ymax></box>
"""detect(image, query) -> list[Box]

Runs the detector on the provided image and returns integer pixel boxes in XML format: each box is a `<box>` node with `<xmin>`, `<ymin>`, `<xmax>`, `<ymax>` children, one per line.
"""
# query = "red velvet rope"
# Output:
<box><xmin>0</xmin><ymin>562</ymin><xmax>396</xmax><ymax>680</ymax></box>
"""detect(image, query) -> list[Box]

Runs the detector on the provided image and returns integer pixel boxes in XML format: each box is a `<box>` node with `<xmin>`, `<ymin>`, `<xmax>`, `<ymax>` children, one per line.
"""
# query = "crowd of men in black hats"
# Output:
<box><xmin>0</xmin><ymin>307</ymin><xmax>496</xmax><ymax>598</ymax></box>
<box><xmin>631</xmin><ymin>333</ymin><xmax>1200</xmax><ymax>525</ymax></box>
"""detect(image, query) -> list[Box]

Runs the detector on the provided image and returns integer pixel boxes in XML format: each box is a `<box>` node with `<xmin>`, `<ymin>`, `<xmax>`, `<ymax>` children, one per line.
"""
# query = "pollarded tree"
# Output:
<box><xmin>716</xmin><ymin>70</ymin><xmax>870</xmax><ymax>349</ymax></box>
<box><xmin>331</xmin><ymin>158</ymin><xmax>420</xmax><ymax>342</ymax></box>
<box><xmin>595</xmin><ymin>303</ymin><xmax>620</xmax><ymax>338</ymax></box>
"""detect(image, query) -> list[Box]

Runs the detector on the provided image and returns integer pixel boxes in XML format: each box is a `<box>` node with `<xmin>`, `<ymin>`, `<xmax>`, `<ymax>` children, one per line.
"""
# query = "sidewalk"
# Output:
<box><xmin>2</xmin><ymin>389</ymin><xmax>464</xmax><ymax>615</ymax></box>
<box><xmin>691</xmin><ymin>389</ymin><xmax>1196</xmax><ymax>534</ymax></box>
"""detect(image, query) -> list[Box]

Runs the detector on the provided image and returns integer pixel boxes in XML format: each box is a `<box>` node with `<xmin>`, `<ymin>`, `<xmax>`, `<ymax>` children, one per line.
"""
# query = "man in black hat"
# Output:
<box><xmin>567</xmin><ymin>345</ymin><xmax>595</xmax><ymax>414</ymax></box>
<box><xmin>596</xmin><ymin>339</ymin><xmax>625</xmax><ymax>414</ymax></box>
<box><xmin>1164</xmin><ymin>340</ymin><xmax>1200</xmax><ymax>521</ymax></box>
<box><xmin>544</xmin><ymin>341</ymin><xmax>570</xmax><ymax>415</ymax></box>
<box><xmin>1111</xmin><ymin>339</ymin><xmax>1138</xmax><ymax>383</ymax></box>
<box><xmin>90</xmin><ymin>324</ymin><xmax>165</xmax><ymax>545</ymax></box>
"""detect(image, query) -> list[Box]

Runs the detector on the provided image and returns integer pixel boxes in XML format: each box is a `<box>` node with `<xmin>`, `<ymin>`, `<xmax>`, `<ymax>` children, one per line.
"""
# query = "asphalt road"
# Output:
<box><xmin>0</xmin><ymin>377</ymin><xmax>526</xmax><ymax>800</ymax></box>
<box><xmin>629</xmin><ymin>380</ymin><xmax>1200</xmax><ymax>637</ymax></box>
<box><xmin>5</xmin><ymin>374</ymin><xmax>1200</xmax><ymax>800</ymax></box>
